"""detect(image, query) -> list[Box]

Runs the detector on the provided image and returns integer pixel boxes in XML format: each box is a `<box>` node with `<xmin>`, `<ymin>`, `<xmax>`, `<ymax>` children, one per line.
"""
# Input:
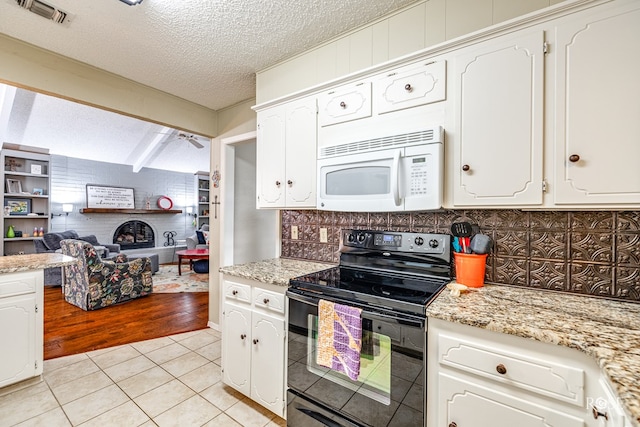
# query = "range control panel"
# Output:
<box><xmin>341</xmin><ymin>229</ymin><xmax>449</xmax><ymax>255</ymax></box>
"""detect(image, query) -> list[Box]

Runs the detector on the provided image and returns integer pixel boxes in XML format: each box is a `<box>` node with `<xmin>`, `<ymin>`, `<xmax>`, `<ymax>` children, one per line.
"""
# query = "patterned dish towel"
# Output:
<box><xmin>317</xmin><ymin>299</ymin><xmax>363</xmax><ymax>381</ymax></box>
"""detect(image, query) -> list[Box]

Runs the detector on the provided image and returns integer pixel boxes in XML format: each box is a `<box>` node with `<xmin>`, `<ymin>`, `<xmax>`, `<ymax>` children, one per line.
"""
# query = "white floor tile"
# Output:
<box><xmin>14</xmin><ymin>407</ymin><xmax>72</xmax><ymax>427</ymax></box>
<box><xmin>178</xmin><ymin>362</ymin><xmax>222</xmax><ymax>393</ymax></box>
<box><xmin>130</xmin><ymin>336</ymin><xmax>175</xmax><ymax>355</ymax></box>
<box><xmin>199</xmin><ymin>382</ymin><xmax>244</xmax><ymax>412</ymax></box>
<box><xmin>76</xmin><ymin>401</ymin><xmax>150</xmax><ymax>427</ymax></box>
<box><xmin>103</xmin><ymin>355</ymin><xmax>156</xmax><ymax>383</ymax></box>
<box><xmin>202</xmin><ymin>412</ymin><xmax>243</xmax><ymax>427</ymax></box>
<box><xmin>49</xmin><ymin>370</ymin><xmax>114</xmax><ymax>405</ymax></box>
<box><xmin>0</xmin><ymin>385</ymin><xmax>60</xmax><ymax>427</ymax></box>
<box><xmin>153</xmin><ymin>395</ymin><xmax>221</xmax><ymax>427</ymax></box>
<box><xmin>133</xmin><ymin>379</ymin><xmax>195</xmax><ymax>418</ymax></box>
<box><xmin>89</xmin><ymin>345</ymin><xmax>142</xmax><ymax>370</ymax></box>
<box><xmin>61</xmin><ymin>384</ymin><xmax>130</xmax><ymax>425</ymax></box>
<box><xmin>44</xmin><ymin>358</ymin><xmax>100</xmax><ymax>389</ymax></box>
<box><xmin>117</xmin><ymin>366</ymin><xmax>174</xmax><ymax>399</ymax></box>
<box><xmin>144</xmin><ymin>342</ymin><xmax>190</xmax><ymax>365</ymax></box>
<box><xmin>224</xmin><ymin>398</ymin><xmax>275</xmax><ymax>427</ymax></box>
<box><xmin>161</xmin><ymin>350</ymin><xmax>209</xmax><ymax>378</ymax></box>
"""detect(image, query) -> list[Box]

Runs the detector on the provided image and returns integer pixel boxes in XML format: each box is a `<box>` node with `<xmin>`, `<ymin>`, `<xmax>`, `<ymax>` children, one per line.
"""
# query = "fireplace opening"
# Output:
<box><xmin>113</xmin><ymin>220</ymin><xmax>155</xmax><ymax>250</ymax></box>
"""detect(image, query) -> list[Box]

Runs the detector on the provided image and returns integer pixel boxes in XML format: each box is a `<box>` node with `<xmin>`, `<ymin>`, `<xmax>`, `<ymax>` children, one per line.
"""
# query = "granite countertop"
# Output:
<box><xmin>0</xmin><ymin>253</ymin><xmax>77</xmax><ymax>274</ymax></box>
<box><xmin>426</xmin><ymin>284</ymin><xmax>640</xmax><ymax>427</ymax></box>
<box><xmin>219</xmin><ymin>258</ymin><xmax>336</xmax><ymax>286</ymax></box>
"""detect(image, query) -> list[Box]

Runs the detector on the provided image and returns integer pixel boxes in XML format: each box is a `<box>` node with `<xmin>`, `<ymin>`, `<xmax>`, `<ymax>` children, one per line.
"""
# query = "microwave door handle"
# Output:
<box><xmin>392</xmin><ymin>149</ymin><xmax>401</xmax><ymax>206</ymax></box>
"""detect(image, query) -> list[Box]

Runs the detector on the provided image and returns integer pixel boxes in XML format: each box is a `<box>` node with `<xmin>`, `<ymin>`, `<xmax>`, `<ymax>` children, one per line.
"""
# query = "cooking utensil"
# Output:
<box><xmin>469</xmin><ymin>234</ymin><xmax>493</xmax><ymax>254</ymax></box>
<box><xmin>451</xmin><ymin>222</ymin><xmax>473</xmax><ymax>253</ymax></box>
<box><xmin>451</xmin><ymin>222</ymin><xmax>473</xmax><ymax>237</ymax></box>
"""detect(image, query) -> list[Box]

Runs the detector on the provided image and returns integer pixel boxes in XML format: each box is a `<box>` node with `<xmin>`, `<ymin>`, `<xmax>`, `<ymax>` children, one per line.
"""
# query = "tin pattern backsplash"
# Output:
<box><xmin>281</xmin><ymin>210</ymin><xmax>640</xmax><ymax>302</ymax></box>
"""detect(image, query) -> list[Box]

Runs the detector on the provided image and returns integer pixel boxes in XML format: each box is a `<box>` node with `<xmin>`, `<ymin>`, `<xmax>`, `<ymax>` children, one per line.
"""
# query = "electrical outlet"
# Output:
<box><xmin>291</xmin><ymin>225</ymin><xmax>299</xmax><ymax>240</ymax></box>
<box><xmin>319</xmin><ymin>227</ymin><xmax>328</xmax><ymax>243</ymax></box>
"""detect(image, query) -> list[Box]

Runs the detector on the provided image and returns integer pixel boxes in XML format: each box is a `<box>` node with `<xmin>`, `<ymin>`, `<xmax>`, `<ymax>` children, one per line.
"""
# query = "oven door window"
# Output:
<box><xmin>307</xmin><ymin>315</ymin><xmax>392</xmax><ymax>405</ymax></box>
<box><xmin>287</xmin><ymin>296</ymin><xmax>425</xmax><ymax>426</ymax></box>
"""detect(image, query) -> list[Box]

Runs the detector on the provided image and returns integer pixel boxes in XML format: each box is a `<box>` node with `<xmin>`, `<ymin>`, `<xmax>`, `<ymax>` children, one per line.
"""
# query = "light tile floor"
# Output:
<box><xmin>0</xmin><ymin>328</ymin><xmax>286</xmax><ymax>427</ymax></box>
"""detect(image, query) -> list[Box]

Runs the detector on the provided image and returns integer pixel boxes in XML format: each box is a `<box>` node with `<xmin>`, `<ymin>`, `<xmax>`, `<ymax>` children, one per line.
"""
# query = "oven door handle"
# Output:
<box><xmin>296</xmin><ymin>407</ymin><xmax>345</xmax><ymax>427</ymax></box>
<box><xmin>286</xmin><ymin>291</ymin><xmax>424</xmax><ymax>327</ymax></box>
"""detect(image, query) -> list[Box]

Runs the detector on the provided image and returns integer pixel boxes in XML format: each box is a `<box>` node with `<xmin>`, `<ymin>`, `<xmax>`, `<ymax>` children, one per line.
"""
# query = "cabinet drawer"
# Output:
<box><xmin>438</xmin><ymin>333</ymin><xmax>584</xmax><ymax>406</ymax></box>
<box><xmin>318</xmin><ymin>81</ymin><xmax>372</xmax><ymax>127</ymax></box>
<box><xmin>253</xmin><ymin>288</ymin><xmax>285</xmax><ymax>314</ymax></box>
<box><xmin>224</xmin><ymin>281</ymin><xmax>251</xmax><ymax>303</ymax></box>
<box><xmin>374</xmin><ymin>60</ymin><xmax>446</xmax><ymax>115</ymax></box>
<box><xmin>0</xmin><ymin>271</ymin><xmax>38</xmax><ymax>298</ymax></box>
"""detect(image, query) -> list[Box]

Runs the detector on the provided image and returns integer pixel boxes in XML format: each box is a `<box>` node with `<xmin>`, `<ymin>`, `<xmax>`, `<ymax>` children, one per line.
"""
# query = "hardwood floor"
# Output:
<box><xmin>44</xmin><ymin>286</ymin><xmax>209</xmax><ymax>360</ymax></box>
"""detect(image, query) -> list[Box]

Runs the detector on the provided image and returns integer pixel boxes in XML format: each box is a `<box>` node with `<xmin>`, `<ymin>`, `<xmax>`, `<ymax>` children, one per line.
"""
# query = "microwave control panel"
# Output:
<box><xmin>408</xmin><ymin>155</ymin><xmax>431</xmax><ymax>196</ymax></box>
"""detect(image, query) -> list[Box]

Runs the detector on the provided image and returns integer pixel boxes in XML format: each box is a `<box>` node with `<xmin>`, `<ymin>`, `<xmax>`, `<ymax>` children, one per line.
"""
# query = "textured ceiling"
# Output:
<box><xmin>0</xmin><ymin>0</ymin><xmax>419</xmax><ymax>110</ymax></box>
<box><xmin>0</xmin><ymin>0</ymin><xmax>417</xmax><ymax>174</ymax></box>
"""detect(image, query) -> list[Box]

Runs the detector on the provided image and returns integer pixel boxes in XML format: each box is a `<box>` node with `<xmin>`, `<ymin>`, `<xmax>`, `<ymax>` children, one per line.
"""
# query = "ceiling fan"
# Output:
<box><xmin>175</xmin><ymin>132</ymin><xmax>204</xmax><ymax>149</ymax></box>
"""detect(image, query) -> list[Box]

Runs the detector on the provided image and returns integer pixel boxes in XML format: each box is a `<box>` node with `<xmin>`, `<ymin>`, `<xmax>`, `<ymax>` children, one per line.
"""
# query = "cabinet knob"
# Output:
<box><xmin>449</xmin><ymin>423</ymin><xmax>457</xmax><ymax>427</ymax></box>
<box><xmin>253</xmin><ymin>339</ymin><xmax>259</xmax><ymax>345</ymax></box>
<box><xmin>569</xmin><ymin>154</ymin><xmax>580</xmax><ymax>163</ymax></box>
<box><xmin>287</xmin><ymin>180</ymin><xmax>293</xmax><ymax>186</ymax></box>
<box><xmin>404</xmin><ymin>83</ymin><xmax>412</xmax><ymax>92</ymax></box>
<box><xmin>462</xmin><ymin>164</ymin><xmax>470</xmax><ymax>172</ymax></box>
<box><xmin>496</xmin><ymin>364</ymin><xmax>507</xmax><ymax>375</ymax></box>
<box><xmin>339</xmin><ymin>101</ymin><xmax>346</xmax><ymax>108</ymax></box>
<box><xmin>275</xmin><ymin>181</ymin><xmax>281</xmax><ymax>187</ymax></box>
<box><xmin>240</xmin><ymin>334</ymin><xmax>246</xmax><ymax>340</ymax></box>
<box><xmin>592</xmin><ymin>406</ymin><xmax>609</xmax><ymax>421</ymax></box>
<box><xmin>232</xmin><ymin>290</ymin><xmax>238</xmax><ymax>296</ymax></box>
<box><xmin>263</xmin><ymin>298</ymin><xmax>269</xmax><ymax>304</ymax></box>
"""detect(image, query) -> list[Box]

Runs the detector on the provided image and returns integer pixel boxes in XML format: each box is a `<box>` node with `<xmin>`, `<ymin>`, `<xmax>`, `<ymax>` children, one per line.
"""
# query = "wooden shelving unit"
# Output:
<box><xmin>1</xmin><ymin>147</ymin><xmax>51</xmax><ymax>256</ymax></box>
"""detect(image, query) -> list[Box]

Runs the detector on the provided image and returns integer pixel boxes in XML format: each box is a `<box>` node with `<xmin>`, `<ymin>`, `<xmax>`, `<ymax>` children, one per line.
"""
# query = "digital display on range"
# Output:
<box><xmin>375</xmin><ymin>233</ymin><xmax>401</xmax><ymax>247</ymax></box>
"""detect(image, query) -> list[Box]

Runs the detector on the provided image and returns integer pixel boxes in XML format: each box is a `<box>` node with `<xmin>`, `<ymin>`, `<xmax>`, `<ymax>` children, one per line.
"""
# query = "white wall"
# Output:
<box><xmin>50</xmin><ymin>155</ymin><xmax>197</xmax><ymax>248</ymax></box>
<box><xmin>232</xmin><ymin>142</ymin><xmax>277</xmax><ymax>265</ymax></box>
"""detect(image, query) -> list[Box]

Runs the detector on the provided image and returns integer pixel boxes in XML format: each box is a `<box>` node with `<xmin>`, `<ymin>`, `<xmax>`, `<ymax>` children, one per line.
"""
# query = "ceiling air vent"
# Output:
<box><xmin>15</xmin><ymin>0</ymin><xmax>71</xmax><ymax>24</ymax></box>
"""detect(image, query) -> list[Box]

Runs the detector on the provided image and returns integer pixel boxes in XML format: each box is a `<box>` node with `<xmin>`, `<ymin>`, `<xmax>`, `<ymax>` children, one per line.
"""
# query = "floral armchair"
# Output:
<box><xmin>60</xmin><ymin>239</ymin><xmax>153</xmax><ymax>310</ymax></box>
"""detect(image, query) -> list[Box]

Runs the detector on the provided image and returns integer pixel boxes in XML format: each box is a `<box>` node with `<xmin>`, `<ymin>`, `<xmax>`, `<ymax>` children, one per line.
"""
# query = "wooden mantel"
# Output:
<box><xmin>79</xmin><ymin>208</ymin><xmax>183</xmax><ymax>214</ymax></box>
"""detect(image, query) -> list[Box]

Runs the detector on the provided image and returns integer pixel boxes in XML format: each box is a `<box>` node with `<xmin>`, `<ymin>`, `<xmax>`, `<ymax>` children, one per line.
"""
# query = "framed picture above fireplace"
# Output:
<box><xmin>86</xmin><ymin>184</ymin><xmax>135</xmax><ymax>209</ymax></box>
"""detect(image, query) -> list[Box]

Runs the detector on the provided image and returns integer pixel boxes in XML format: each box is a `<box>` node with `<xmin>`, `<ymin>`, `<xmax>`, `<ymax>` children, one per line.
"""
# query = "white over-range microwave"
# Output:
<box><xmin>317</xmin><ymin>126</ymin><xmax>444</xmax><ymax>212</ymax></box>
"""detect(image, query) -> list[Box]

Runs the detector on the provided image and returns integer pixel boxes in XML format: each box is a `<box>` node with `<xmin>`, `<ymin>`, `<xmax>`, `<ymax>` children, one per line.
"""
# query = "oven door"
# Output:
<box><xmin>287</xmin><ymin>291</ymin><xmax>426</xmax><ymax>427</ymax></box>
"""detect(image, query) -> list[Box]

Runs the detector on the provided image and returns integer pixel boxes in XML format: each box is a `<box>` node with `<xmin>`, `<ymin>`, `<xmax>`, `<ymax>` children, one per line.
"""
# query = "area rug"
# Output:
<box><xmin>152</xmin><ymin>264</ymin><xmax>209</xmax><ymax>293</ymax></box>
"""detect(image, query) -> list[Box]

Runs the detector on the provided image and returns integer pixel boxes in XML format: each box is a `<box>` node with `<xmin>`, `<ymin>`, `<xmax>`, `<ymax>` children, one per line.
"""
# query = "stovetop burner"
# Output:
<box><xmin>288</xmin><ymin>229</ymin><xmax>453</xmax><ymax>317</ymax></box>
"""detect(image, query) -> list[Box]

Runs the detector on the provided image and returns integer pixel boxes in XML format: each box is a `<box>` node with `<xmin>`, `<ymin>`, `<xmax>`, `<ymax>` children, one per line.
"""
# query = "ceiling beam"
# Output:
<box><xmin>0</xmin><ymin>83</ymin><xmax>18</xmax><ymax>145</ymax></box>
<box><xmin>132</xmin><ymin>126</ymin><xmax>172</xmax><ymax>173</ymax></box>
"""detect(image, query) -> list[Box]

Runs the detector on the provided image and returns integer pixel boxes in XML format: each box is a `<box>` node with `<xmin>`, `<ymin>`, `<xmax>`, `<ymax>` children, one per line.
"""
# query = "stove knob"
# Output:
<box><xmin>347</xmin><ymin>233</ymin><xmax>355</xmax><ymax>243</ymax></box>
<box><xmin>414</xmin><ymin>237</ymin><xmax>424</xmax><ymax>246</ymax></box>
<box><xmin>429</xmin><ymin>239</ymin><xmax>439</xmax><ymax>248</ymax></box>
<box><xmin>357</xmin><ymin>233</ymin><xmax>366</xmax><ymax>243</ymax></box>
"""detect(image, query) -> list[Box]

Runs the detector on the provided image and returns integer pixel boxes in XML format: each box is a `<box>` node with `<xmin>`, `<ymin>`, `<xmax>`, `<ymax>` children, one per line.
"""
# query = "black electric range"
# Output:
<box><xmin>288</xmin><ymin>228</ymin><xmax>452</xmax><ymax>317</ymax></box>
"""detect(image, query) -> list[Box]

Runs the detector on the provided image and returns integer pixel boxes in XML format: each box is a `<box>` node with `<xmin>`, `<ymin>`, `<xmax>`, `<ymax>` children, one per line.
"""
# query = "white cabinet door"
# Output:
<box><xmin>553</xmin><ymin>1</ymin><xmax>640</xmax><ymax>205</ymax></box>
<box><xmin>251</xmin><ymin>311</ymin><xmax>285</xmax><ymax>417</ymax></box>
<box><xmin>452</xmin><ymin>30</ymin><xmax>544</xmax><ymax>206</ymax></box>
<box><xmin>256</xmin><ymin>97</ymin><xmax>317</xmax><ymax>209</ymax></box>
<box><xmin>0</xmin><ymin>293</ymin><xmax>37</xmax><ymax>388</ymax></box>
<box><xmin>256</xmin><ymin>107</ymin><xmax>286</xmax><ymax>207</ymax></box>
<box><xmin>318</xmin><ymin>81</ymin><xmax>371</xmax><ymax>127</ymax></box>
<box><xmin>222</xmin><ymin>302</ymin><xmax>252</xmax><ymax>395</ymax></box>
<box><xmin>439</xmin><ymin>373</ymin><xmax>586</xmax><ymax>427</ymax></box>
<box><xmin>374</xmin><ymin>60</ymin><xmax>446</xmax><ymax>115</ymax></box>
<box><xmin>284</xmin><ymin>98</ymin><xmax>317</xmax><ymax>207</ymax></box>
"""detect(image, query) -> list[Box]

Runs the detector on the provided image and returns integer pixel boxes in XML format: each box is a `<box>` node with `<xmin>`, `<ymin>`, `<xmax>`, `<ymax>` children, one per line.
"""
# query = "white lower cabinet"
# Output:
<box><xmin>427</xmin><ymin>318</ymin><xmax>631</xmax><ymax>427</ymax></box>
<box><xmin>0</xmin><ymin>270</ymin><xmax>43</xmax><ymax>388</ymax></box>
<box><xmin>221</xmin><ymin>276</ymin><xmax>286</xmax><ymax>418</ymax></box>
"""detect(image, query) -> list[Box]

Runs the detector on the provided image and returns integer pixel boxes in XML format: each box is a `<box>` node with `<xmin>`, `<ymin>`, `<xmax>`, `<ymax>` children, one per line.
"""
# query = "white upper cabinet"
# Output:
<box><xmin>552</xmin><ymin>1</ymin><xmax>640</xmax><ymax>205</ymax></box>
<box><xmin>256</xmin><ymin>96</ymin><xmax>317</xmax><ymax>209</ymax></box>
<box><xmin>451</xmin><ymin>30</ymin><xmax>544</xmax><ymax>207</ymax></box>
<box><xmin>373</xmin><ymin>60</ymin><xmax>446</xmax><ymax>115</ymax></box>
<box><xmin>318</xmin><ymin>81</ymin><xmax>371</xmax><ymax>127</ymax></box>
